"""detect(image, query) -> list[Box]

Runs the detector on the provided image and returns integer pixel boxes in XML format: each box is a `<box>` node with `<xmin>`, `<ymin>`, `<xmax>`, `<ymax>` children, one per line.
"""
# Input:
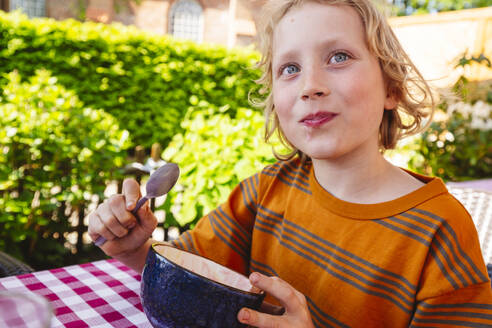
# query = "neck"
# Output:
<box><xmin>311</xmin><ymin>146</ymin><xmax>395</xmax><ymax>204</ymax></box>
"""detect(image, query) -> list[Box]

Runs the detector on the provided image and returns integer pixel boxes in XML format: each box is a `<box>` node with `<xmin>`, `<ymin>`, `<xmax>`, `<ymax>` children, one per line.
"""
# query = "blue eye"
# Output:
<box><xmin>281</xmin><ymin>64</ymin><xmax>300</xmax><ymax>76</ymax></box>
<box><xmin>330</xmin><ymin>52</ymin><xmax>349</xmax><ymax>64</ymax></box>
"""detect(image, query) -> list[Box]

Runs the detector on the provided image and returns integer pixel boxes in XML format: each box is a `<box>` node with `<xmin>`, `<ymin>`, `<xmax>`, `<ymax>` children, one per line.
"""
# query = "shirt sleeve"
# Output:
<box><xmin>170</xmin><ymin>173</ymin><xmax>260</xmax><ymax>275</ymax></box>
<box><xmin>411</xmin><ymin>283</ymin><xmax>492</xmax><ymax>327</ymax></box>
<box><xmin>410</xmin><ymin>209</ymin><xmax>492</xmax><ymax>327</ymax></box>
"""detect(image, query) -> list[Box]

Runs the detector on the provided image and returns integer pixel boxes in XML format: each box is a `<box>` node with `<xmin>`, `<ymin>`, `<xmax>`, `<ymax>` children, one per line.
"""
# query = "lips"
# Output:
<box><xmin>300</xmin><ymin>111</ymin><xmax>337</xmax><ymax>128</ymax></box>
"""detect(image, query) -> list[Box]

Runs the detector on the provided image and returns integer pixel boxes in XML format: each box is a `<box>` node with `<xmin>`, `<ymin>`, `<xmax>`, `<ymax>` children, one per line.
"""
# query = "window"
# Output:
<box><xmin>9</xmin><ymin>0</ymin><xmax>45</xmax><ymax>17</ymax></box>
<box><xmin>169</xmin><ymin>0</ymin><xmax>203</xmax><ymax>43</ymax></box>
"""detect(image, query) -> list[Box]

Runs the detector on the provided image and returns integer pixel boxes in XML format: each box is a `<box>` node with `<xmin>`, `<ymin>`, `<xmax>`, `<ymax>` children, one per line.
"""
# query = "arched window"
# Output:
<box><xmin>9</xmin><ymin>0</ymin><xmax>45</xmax><ymax>17</ymax></box>
<box><xmin>169</xmin><ymin>0</ymin><xmax>203</xmax><ymax>43</ymax></box>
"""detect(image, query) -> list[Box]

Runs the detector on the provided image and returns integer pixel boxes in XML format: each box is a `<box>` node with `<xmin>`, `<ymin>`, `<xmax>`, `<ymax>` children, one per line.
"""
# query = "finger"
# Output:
<box><xmin>126</xmin><ymin>208</ymin><xmax>157</xmax><ymax>243</ymax></box>
<box><xmin>250</xmin><ymin>273</ymin><xmax>302</xmax><ymax>313</ymax></box>
<box><xmin>88</xmin><ymin>211</ymin><xmax>116</xmax><ymax>242</ymax></box>
<box><xmin>87</xmin><ymin>212</ymin><xmax>101</xmax><ymax>241</ymax></box>
<box><xmin>122</xmin><ymin>178</ymin><xmax>141</xmax><ymax>211</ymax></box>
<box><xmin>108</xmin><ymin>194</ymin><xmax>137</xmax><ymax>230</ymax></box>
<box><xmin>238</xmin><ymin>308</ymin><xmax>280</xmax><ymax>328</ymax></box>
<box><xmin>134</xmin><ymin>200</ymin><xmax>157</xmax><ymax>232</ymax></box>
<box><xmin>98</xmin><ymin>200</ymin><xmax>129</xmax><ymax>238</ymax></box>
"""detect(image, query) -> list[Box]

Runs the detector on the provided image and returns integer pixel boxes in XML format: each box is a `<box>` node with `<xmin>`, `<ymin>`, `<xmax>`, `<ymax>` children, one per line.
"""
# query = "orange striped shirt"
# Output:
<box><xmin>171</xmin><ymin>158</ymin><xmax>492</xmax><ymax>327</ymax></box>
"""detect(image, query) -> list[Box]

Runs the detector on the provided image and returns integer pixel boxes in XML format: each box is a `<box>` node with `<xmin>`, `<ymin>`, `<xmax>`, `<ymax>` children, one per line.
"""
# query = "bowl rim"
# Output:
<box><xmin>149</xmin><ymin>242</ymin><xmax>265</xmax><ymax>297</ymax></box>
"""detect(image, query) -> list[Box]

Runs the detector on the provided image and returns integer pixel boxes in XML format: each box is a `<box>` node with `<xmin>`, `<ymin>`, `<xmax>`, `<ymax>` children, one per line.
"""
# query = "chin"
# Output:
<box><xmin>287</xmin><ymin>135</ymin><xmax>350</xmax><ymax>161</ymax></box>
<box><xmin>301</xmin><ymin>148</ymin><xmax>342</xmax><ymax>161</ymax></box>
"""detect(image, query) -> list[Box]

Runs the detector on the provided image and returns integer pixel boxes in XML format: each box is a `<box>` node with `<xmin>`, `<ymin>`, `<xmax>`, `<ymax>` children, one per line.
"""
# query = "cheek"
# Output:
<box><xmin>346</xmin><ymin>71</ymin><xmax>386</xmax><ymax>116</ymax></box>
<box><xmin>272</xmin><ymin>85</ymin><xmax>295</xmax><ymax>121</ymax></box>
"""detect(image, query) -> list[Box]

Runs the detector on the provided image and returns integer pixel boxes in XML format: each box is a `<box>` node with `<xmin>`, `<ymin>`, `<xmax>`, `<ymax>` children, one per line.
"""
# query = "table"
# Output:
<box><xmin>0</xmin><ymin>259</ymin><xmax>152</xmax><ymax>328</ymax></box>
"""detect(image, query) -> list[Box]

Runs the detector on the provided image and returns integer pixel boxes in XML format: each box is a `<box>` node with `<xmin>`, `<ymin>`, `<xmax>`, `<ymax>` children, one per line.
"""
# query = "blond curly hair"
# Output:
<box><xmin>251</xmin><ymin>0</ymin><xmax>436</xmax><ymax>161</ymax></box>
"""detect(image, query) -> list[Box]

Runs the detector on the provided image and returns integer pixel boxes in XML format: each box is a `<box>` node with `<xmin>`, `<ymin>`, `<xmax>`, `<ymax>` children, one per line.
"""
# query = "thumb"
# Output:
<box><xmin>122</xmin><ymin>178</ymin><xmax>141</xmax><ymax>210</ymax></box>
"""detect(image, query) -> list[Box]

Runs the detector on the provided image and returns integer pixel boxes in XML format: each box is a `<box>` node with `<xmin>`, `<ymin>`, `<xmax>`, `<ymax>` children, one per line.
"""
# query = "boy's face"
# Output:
<box><xmin>271</xmin><ymin>2</ymin><xmax>396</xmax><ymax>162</ymax></box>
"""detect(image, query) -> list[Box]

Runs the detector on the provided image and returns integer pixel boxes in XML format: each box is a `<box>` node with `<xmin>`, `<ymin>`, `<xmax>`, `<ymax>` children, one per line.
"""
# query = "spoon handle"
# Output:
<box><xmin>94</xmin><ymin>196</ymin><xmax>149</xmax><ymax>247</ymax></box>
<box><xmin>131</xmin><ymin>196</ymin><xmax>149</xmax><ymax>217</ymax></box>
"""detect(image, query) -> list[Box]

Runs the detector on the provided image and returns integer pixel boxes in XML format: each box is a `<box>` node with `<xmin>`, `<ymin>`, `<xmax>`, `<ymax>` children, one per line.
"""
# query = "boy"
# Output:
<box><xmin>88</xmin><ymin>1</ymin><xmax>492</xmax><ymax>326</ymax></box>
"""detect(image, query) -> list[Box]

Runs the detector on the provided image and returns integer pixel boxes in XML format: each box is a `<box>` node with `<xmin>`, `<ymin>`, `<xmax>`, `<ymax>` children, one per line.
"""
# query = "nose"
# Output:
<box><xmin>301</xmin><ymin>69</ymin><xmax>330</xmax><ymax>101</ymax></box>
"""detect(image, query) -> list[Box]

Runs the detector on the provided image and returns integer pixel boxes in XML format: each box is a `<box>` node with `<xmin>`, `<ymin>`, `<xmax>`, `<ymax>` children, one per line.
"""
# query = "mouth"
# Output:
<box><xmin>299</xmin><ymin>111</ymin><xmax>338</xmax><ymax>128</ymax></box>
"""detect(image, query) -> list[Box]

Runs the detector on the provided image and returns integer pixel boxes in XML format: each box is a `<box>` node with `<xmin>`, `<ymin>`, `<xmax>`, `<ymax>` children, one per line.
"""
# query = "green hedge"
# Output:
<box><xmin>0</xmin><ymin>11</ymin><xmax>261</xmax><ymax>148</ymax></box>
<box><xmin>0</xmin><ymin>70</ymin><xmax>130</xmax><ymax>269</ymax></box>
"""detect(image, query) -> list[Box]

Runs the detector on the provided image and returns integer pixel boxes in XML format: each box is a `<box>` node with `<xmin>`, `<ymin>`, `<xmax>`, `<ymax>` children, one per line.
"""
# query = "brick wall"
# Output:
<box><xmin>46</xmin><ymin>0</ymin><xmax>80</xmax><ymax>20</ymax></box>
<box><xmin>132</xmin><ymin>0</ymin><xmax>169</xmax><ymax>35</ymax></box>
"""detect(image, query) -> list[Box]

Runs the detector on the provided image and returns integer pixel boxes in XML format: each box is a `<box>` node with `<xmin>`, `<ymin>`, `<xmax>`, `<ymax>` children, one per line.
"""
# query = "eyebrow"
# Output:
<box><xmin>273</xmin><ymin>38</ymin><xmax>348</xmax><ymax>65</ymax></box>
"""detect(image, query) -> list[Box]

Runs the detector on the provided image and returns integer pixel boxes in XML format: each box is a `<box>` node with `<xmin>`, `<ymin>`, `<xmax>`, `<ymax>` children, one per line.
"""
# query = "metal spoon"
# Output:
<box><xmin>94</xmin><ymin>162</ymin><xmax>180</xmax><ymax>247</ymax></box>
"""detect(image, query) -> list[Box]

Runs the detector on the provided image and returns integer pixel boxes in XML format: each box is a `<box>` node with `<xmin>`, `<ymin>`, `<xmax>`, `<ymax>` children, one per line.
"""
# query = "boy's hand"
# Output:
<box><xmin>237</xmin><ymin>272</ymin><xmax>315</xmax><ymax>328</ymax></box>
<box><xmin>87</xmin><ymin>178</ymin><xmax>157</xmax><ymax>258</ymax></box>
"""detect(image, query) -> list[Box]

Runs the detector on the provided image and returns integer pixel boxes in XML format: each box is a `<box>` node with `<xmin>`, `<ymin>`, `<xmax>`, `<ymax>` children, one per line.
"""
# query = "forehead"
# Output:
<box><xmin>272</xmin><ymin>3</ymin><xmax>366</xmax><ymax>57</ymax></box>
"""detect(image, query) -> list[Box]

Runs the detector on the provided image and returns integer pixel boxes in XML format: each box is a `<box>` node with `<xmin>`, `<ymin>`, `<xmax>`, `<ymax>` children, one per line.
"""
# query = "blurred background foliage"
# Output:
<box><xmin>0</xmin><ymin>10</ymin><xmax>261</xmax><ymax>149</ymax></box>
<box><xmin>0</xmin><ymin>10</ymin><xmax>490</xmax><ymax>270</ymax></box>
<box><xmin>390</xmin><ymin>0</ymin><xmax>491</xmax><ymax>16</ymax></box>
<box><xmin>401</xmin><ymin>54</ymin><xmax>492</xmax><ymax>180</ymax></box>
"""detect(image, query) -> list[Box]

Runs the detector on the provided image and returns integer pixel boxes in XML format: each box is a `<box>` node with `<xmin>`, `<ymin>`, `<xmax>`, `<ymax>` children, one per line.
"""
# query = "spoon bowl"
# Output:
<box><xmin>130</xmin><ymin>163</ymin><xmax>180</xmax><ymax>218</ymax></box>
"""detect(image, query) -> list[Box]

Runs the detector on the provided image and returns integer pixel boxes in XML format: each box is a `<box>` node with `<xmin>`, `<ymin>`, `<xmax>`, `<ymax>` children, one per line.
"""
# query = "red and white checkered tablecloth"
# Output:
<box><xmin>0</xmin><ymin>259</ymin><xmax>152</xmax><ymax>328</ymax></box>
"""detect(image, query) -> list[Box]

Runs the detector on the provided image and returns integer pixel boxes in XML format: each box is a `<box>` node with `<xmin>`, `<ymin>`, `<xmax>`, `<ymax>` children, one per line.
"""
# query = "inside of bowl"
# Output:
<box><xmin>154</xmin><ymin>244</ymin><xmax>261</xmax><ymax>294</ymax></box>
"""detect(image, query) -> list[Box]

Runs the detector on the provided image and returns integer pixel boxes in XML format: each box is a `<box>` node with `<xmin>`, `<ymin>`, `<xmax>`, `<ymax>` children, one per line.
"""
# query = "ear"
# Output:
<box><xmin>384</xmin><ymin>92</ymin><xmax>397</xmax><ymax>110</ymax></box>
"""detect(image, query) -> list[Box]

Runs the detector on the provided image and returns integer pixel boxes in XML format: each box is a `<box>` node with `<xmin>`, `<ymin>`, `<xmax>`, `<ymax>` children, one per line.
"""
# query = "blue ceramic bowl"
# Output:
<box><xmin>141</xmin><ymin>243</ymin><xmax>265</xmax><ymax>328</ymax></box>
